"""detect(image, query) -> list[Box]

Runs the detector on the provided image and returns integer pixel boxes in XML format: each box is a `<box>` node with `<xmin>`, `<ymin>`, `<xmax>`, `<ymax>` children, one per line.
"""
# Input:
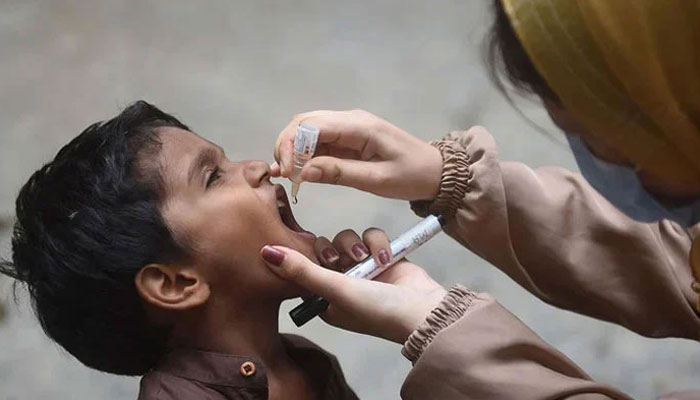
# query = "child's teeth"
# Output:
<box><xmin>277</xmin><ymin>199</ymin><xmax>285</xmax><ymax>208</ymax></box>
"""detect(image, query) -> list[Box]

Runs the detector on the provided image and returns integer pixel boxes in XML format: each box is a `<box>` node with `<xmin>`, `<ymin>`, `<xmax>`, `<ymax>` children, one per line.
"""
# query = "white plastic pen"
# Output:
<box><xmin>289</xmin><ymin>214</ymin><xmax>445</xmax><ymax>327</ymax></box>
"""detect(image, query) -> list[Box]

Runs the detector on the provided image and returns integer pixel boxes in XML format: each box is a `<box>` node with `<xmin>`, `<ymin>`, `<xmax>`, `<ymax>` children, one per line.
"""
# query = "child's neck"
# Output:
<box><xmin>169</xmin><ymin>297</ymin><xmax>317</xmax><ymax>399</ymax></box>
<box><xmin>173</xmin><ymin>296</ymin><xmax>287</xmax><ymax>366</ymax></box>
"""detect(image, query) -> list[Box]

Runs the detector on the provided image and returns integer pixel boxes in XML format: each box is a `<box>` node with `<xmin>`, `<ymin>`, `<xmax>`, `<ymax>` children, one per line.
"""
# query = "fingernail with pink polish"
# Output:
<box><xmin>261</xmin><ymin>246</ymin><xmax>286</xmax><ymax>266</ymax></box>
<box><xmin>322</xmin><ymin>247</ymin><xmax>340</xmax><ymax>264</ymax></box>
<box><xmin>378</xmin><ymin>249</ymin><xmax>391</xmax><ymax>265</ymax></box>
<box><xmin>351</xmin><ymin>243</ymin><xmax>370</xmax><ymax>260</ymax></box>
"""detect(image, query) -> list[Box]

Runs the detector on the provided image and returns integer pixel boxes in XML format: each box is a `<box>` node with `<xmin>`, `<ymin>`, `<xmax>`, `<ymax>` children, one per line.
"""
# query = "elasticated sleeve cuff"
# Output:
<box><xmin>401</xmin><ymin>284</ymin><xmax>476</xmax><ymax>364</ymax></box>
<box><xmin>410</xmin><ymin>139</ymin><xmax>471</xmax><ymax>220</ymax></box>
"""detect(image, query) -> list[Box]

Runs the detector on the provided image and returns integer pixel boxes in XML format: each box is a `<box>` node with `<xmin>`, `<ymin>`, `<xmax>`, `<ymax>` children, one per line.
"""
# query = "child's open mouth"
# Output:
<box><xmin>275</xmin><ymin>185</ymin><xmax>315</xmax><ymax>240</ymax></box>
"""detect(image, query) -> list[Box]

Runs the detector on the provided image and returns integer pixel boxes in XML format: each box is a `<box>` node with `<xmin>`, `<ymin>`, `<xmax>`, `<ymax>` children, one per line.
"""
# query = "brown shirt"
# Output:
<box><xmin>138</xmin><ymin>334</ymin><xmax>358</xmax><ymax>400</ymax></box>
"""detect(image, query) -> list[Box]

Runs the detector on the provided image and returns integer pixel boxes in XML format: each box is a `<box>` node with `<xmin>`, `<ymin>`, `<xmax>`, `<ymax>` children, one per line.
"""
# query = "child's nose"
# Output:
<box><xmin>243</xmin><ymin>160</ymin><xmax>271</xmax><ymax>187</ymax></box>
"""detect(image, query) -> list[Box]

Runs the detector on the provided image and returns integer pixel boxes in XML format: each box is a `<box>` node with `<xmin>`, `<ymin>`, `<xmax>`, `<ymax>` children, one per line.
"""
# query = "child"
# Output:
<box><xmin>1</xmin><ymin>101</ymin><xmax>360</xmax><ymax>400</ymax></box>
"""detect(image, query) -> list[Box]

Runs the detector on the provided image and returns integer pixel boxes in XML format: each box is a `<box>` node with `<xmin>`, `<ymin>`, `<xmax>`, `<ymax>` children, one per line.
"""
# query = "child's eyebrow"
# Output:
<box><xmin>187</xmin><ymin>147</ymin><xmax>220</xmax><ymax>185</ymax></box>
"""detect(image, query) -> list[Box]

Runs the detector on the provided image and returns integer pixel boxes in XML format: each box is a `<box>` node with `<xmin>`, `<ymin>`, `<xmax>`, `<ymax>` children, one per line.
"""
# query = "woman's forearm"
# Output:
<box><xmin>411</xmin><ymin>127</ymin><xmax>700</xmax><ymax>339</ymax></box>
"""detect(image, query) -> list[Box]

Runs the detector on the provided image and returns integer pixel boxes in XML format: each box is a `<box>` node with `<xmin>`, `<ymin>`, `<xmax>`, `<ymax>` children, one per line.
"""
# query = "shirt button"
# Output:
<box><xmin>240</xmin><ymin>361</ymin><xmax>256</xmax><ymax>377</ymax></box>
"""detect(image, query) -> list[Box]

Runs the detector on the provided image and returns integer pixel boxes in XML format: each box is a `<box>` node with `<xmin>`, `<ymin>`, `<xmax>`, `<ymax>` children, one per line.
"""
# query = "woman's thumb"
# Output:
<box><xmin>260</xmin><ymin>245</ymin><xmax>350</xmax><ymax>301</ymax></box>
<box><xmin>301</xmin><ymin>156</ymin><xmax>380</xmax><ymax>193</ymax></box>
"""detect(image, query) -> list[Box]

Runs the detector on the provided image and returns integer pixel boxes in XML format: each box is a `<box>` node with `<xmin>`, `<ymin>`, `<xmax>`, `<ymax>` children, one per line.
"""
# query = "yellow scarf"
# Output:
<box><xmin>501</xmin><ymin>0</ymin><xmax>700</xmax><ymax>312</ymax></box>
<box><xmin>500</xmin><ymin>0</ymin><xmax>700</xmax><ymax>185</ymax></box>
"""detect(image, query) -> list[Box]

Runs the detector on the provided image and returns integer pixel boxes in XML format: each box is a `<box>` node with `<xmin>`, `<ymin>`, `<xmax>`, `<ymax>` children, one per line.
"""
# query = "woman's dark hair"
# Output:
<box><xmin>0</xmin><ymin>101</ymin><xmax>190</xmax><ymax>375</ymax></box>
<box><xmin>487</xmin><ymin>0</ymin><xmax>559</xmax><ymax>104</ymax></box>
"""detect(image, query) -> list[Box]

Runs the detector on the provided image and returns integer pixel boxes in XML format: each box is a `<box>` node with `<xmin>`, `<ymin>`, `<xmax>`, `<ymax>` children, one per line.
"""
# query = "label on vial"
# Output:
<box><xmin>294</xmin><ymin>124</ymin><xmax>320</xmax><ymax>155</ymax></box>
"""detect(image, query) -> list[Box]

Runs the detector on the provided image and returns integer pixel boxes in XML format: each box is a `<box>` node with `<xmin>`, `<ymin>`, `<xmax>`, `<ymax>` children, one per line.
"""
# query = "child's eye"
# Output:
<box><xmin>206</xmin><ymin>167</ymin><xmax>222</xmax><ymax>188</ymax></box>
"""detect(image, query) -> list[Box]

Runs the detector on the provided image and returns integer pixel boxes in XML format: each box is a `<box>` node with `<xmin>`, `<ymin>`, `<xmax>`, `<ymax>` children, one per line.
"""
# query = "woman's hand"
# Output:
<box><xmin>271</xmin><ymin>110</ymin><xmax>443</xmax><ymax>201</ymax></box>
<box><xmin>260</xmin><ymin>228</ymin><xmax>447</xmax><ymax>344</ymax></box>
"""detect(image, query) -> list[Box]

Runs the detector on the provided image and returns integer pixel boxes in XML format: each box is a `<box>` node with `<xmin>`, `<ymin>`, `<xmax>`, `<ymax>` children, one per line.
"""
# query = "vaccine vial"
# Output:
<box><xmin>290</xmin><ymin>123</ymin><xmax>320</xmax><ymax>203</ymax></box>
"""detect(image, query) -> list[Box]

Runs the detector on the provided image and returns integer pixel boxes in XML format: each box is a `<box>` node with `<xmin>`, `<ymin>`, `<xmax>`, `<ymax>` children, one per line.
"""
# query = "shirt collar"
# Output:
<box><xmin>156</xmin><ymin>348</ymin><xmax>269</xmax><ymax>389</ymax></box>
<box><xmin>151</xmin><ymin>334</ymin><xmax>336</xmax><ymax>392</ymax></box>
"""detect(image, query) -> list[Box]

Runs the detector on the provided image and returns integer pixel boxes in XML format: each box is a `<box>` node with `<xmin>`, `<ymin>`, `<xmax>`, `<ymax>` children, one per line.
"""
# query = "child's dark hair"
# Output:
<box><xmin>0</xmin><ymin>101</ymin><xmax>190</xmax><ymax>375</ymax></box>
<box><xmin>486</xmin><ymin>0</ymin><xmax>559</xmax><ymax>104</ymax></box>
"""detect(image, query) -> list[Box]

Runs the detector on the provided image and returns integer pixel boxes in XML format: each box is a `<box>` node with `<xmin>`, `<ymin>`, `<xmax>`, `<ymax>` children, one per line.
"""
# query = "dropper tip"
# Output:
<box><xmin>291</xmin><ymin>182</ymin><xmax>300</xmax><ymax>204</ymax></box>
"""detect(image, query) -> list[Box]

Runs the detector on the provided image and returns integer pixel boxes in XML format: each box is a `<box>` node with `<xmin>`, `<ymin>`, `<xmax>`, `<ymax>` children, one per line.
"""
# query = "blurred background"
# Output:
<box><xmin>1</xmin><ymin>1</ymin><xmax>699</xmax><ymax>399</ymax></box>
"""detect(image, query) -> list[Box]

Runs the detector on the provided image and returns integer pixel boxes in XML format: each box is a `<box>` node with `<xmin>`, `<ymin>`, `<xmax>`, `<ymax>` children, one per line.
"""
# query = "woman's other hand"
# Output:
<box><xmin>260</xmin><ymin>227</ymin><xmax>446</xmax><ymax>343</ymax></box>
<box><xmin>271</xmin><ymin>110</ymin><xmax>443</xmax><ymax>201</ymax></box>
<box><xmin>313</xmin><ymin>227</ymin><xmax>392</xmax><ymax>272</ymax></box>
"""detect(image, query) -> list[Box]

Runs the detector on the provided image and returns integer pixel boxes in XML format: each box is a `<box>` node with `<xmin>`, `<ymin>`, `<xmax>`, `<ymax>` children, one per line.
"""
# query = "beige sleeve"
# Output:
<box><xmin>401</xmin><ymin>285</ymin><xmax>633</xmax><ymax>400</ymax></box>
<box><xmin>410</xmin><ymin>127</ymin><xmax>700</xmax><ymax>339</ymax></box>
<box><xmin>401</xmin><ymin>286</ymin><xmax>700</xmax><ymax>400</ymax></box>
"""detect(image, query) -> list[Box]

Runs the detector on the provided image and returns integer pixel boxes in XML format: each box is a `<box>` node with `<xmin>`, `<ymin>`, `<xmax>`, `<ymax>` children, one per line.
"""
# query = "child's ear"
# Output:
<box><xmin>135</xmin><ymin>264</ymin><xmax>210</xmax><ymax>310</ymax></box>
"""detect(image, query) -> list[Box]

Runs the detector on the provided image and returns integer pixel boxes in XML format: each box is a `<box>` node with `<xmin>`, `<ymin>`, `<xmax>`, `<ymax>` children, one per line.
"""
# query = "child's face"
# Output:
<box><xmin>154</xmin><ymin>127</ymin><xmax>317</xmax><ymax>299</ymax></box>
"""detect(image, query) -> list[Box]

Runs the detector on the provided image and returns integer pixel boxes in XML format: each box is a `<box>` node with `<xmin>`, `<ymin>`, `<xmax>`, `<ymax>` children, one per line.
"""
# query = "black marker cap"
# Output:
<box><xmin>434</xmin><ymin>213</ymin><xmax>446</xmax><ymax>226</ymax></box>
<box><xmin>289</xmin><ymin>296</ymin><xmax>329</xmax><ymax>327</ymax></box>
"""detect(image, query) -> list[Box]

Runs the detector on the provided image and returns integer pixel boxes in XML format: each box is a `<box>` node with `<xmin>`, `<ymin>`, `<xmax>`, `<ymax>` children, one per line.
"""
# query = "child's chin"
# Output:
<box><xmin>279</xmin><ymin>238</ymin><xmax>319</xmax><ymax>264</ymax></box>
<box><xmin>266</xmin><ymin>238</ymin><xmax>320</xmax><ymax>297</ymax></box>
<box><xmin>298</xmin><ymin>234</ymin><xmax>318</xmax><ymax>251</ymax></box>
<box><xmin>278</xmin><ymin>281</ymin><xmax>312</xmax><ymax>300</ymax></box>
<box><xmin>264</xmin><ymin>267</ymin><xmax>313</xmax><ymax>298</ymax></box>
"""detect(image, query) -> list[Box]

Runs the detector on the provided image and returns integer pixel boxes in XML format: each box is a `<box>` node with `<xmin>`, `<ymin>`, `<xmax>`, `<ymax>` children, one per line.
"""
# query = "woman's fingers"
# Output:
<box><xmin>299</xmin><ymin>110</ymin><xmax>375</xmax><ymax>150</ymax></box>
<box><xmin>270</xmin><ymin>161</ymin><xmax>281</xmax><ymax>177</ymax></box>
<box><xmin>329</xmin><ymin>227</ymin><xmax>391</xmax><ymax>269</ymax></box>
<box><xmin>273</xmin><ymin>109</ymin><xmax>380</xmax><ymax>177</ymax></box>
<box><xmin>301</xmin><ymin>156</ymin><xmax>387</xmax><ymax>195</ymax></box>
<box><xmin>274</xmin><ymin>118</ymin><xmax>297</xmax><ymax>177</ymax></box>
<box><xmin>362</xmin><ymin>228</ymin><xmax>392</xmax><ymax>266</ymax></box>
<box><xmin>313</xmin><ymin>143</ymin><xmax>363</xmax><ymax>161</ymax></box>
<box><xmin>332</xmin><ymin>229</ymin><xmax>369</xmax><ymax>263</ymax></box>
<box><xmin>273</xmin><ymin>112</ymin><xmax>314</xmax><ymax>177</ymax></box>
<box><xmin>313</xmin><ymin>236</ymin><xmax>340</xmax><ymax>269</ymax></box>
<box><xmin>274</xmin><ymin>110</ymin><xmax>338</xmax><ymax>177</ymax></box>
<box><xmin>273</xmin><ymin>109</ymin><xmax>443</xmax><ymax>200</ymax></box>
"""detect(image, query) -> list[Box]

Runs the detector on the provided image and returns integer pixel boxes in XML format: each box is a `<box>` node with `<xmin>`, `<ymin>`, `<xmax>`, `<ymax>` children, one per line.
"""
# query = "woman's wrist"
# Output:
<box><xmin>402</xmin><ymin>284</ymin><xmax>475</xmax><ymax>363</ymax></box>
<box><xmin>418</xmin><ymin>144</ymin><xmax>444</xmax><ymax>201</ymax></box>
<box><xmin>393</xmin><ymin>286</ymin><xmax>448</xmax><ymax>344</ymax></box>
<box><xmin>410</xmin><ymin>139</ymin><xmax>471</xmax><ymax>219</ymax></box>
